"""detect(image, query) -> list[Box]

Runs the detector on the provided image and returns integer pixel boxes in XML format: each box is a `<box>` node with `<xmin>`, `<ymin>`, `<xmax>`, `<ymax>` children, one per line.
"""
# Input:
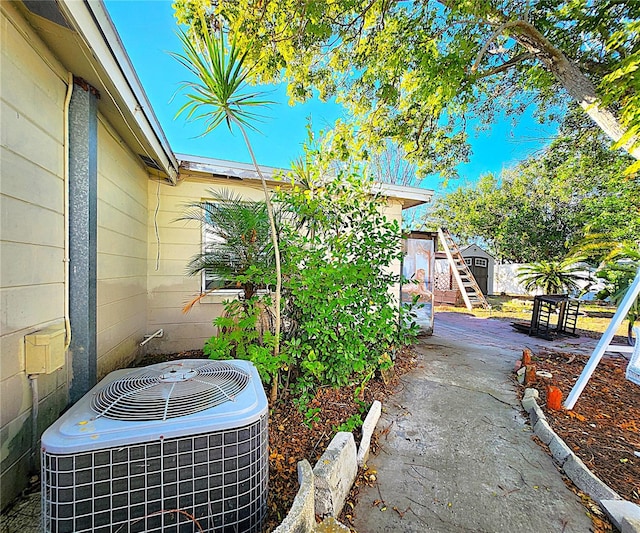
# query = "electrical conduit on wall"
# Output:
<box><xmin>28</xmin><ymin>72</ymin><xmax>75</xmax><ymax>472</ymax></box>
<box><xmin>63</xmin><ymin>72</ymin><xmax>73</xmax><ymax>351</ymax></box>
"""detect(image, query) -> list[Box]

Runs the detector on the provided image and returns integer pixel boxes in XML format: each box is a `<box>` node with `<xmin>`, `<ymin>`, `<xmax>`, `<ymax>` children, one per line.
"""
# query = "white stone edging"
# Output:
<box><xmin>357</xmin><ymin>400</ymin><xmax>381</xmax><ymax>467</ymax></box>
<box><xmin>274</xmin><ymin>400</ymin><xmax>382</xmax><ymax>531</ymax></box>
<box><xmin>272</xmin><ymin>460</ymin><xmax>316</xmax><ymax>533</ymax></box>
<box><xmin>522</xmin><ymin>388</ymin><xmax>640</xmax><ymax>532</ymax></box>
<box><xmin>313</xmin><ymin>432</ymin><xmax>358</xmax><ymax>518</ymax></box>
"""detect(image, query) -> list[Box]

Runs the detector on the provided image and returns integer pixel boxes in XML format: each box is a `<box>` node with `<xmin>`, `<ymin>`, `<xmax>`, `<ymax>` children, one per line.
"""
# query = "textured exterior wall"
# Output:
<box><xmin>146</xmin><ymin>179</ymin><xmax>407</xmax><ymax>354</ymax></box>
<box><xmin>0</xmin><ymin>6</ymin><xmax>68</xmax><ymax>509</ymax></box>
<box><xmin>382</xmin><ymin>200</ymin><xmax>404</xmax><ymax>300</ymax></box>
<box><xmin>96</xmin><ymin>118</ymin><xmax>149</xmax><ymax>377</ymax></box>
<box><xmin>0</xmin><ymin>5</ymin><xmax>152</xmax><ymax>508</ymax></box>
<box><xmin>146</xmin><ymin>177</ymin><xmax>267</xmax><ymax>354</ymax></box>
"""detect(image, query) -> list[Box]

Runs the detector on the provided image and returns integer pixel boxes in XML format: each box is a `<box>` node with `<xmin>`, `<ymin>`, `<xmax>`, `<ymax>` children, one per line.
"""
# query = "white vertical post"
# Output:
<box><xmin>564</xmin><ymin>267</ymin><xmax>640</xmax><ymax>409</ymax></box>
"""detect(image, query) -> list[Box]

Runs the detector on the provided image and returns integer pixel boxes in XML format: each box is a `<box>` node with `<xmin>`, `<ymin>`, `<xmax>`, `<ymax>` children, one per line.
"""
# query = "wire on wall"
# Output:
<box><xmin>155</xmin><ymin>179</ymin><xmax>161</xmax><ymax>271</ymax></box>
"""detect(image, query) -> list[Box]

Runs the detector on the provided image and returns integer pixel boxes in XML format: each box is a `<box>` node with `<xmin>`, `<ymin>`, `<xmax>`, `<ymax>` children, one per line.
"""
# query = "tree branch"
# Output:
<box><xmin>474</xmin><ymin>52</ymin><xmax>531</xmax><ymax>79</ymax></box>
<box><xmin>471</xmin><ymin>20</ymin><xmax>521</xmax><ymax>73</ymax></box>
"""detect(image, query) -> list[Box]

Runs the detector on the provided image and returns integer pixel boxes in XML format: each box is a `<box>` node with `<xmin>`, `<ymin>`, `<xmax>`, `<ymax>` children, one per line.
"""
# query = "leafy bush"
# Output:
<box><xmin>204</xmin><ymin>297</ymin><xmax>287</xmax><ymax>384</ymax></box>
<box><xmin>277</xmin><ymin>170</ymin><xmax>419</xmax><ymax>394</ymax></box>
<box><xmin>595</xmin><ymin>244</ymin><xmax>640</xmax><ymax>344</ymax></box>
<box><xmin>199</xmin><ymin>142</ymin><xmax>420</xmax><ymax>400</ymax></box>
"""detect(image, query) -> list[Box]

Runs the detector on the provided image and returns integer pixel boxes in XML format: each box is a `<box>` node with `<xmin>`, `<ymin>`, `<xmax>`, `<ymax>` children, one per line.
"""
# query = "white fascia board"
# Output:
<box><xmin>372</xmin><ymin>182</ymin><xmax>434</xmax><ymax>208</ymax></box>
<box><xmin>177</xmin><ymin>154</ymin><xmax>433</xmax><ymax>207</ymax></box>
<box><xmin>58</xmin><ymin>0</ymin><xmax>179</xmax><ymax>183</ymax></box>
<box><xmin>176</xmin><ymin>153</ymin><xmax>288</xmax><ymax>182</ymax></box>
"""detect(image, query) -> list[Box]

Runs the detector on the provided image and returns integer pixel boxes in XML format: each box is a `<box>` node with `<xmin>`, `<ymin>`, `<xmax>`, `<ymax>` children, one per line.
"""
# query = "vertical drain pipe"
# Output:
<box><xmin>63</xmin><ymin>72</ymin><xmax>73</xmax><ymax>351</ymax></box>
<box><xmin>28</xmin><ymin>374</ymin><xmax>38</xmax><ymax>471</ymax></box>
<box><xmin>68</xmin><ymin>77</ymin><xmax>99</xmax><ymax>404</ymax></box>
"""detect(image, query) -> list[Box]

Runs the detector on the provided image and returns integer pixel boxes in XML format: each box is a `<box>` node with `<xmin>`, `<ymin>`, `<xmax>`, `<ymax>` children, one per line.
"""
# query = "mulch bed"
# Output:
<box><xmin>138</xmin><ymin>343</ymin><xmax>639</xmax><ymax>530</ymax></box>
<box><xmin>136</xmin><ymin>347</ymin><xmax>418</xmax><ymax>532</ymax></box>
<box><xmin>525</xmin><ymin>348</ymin><xmax>640</xmax><ymax>508</ymax></box>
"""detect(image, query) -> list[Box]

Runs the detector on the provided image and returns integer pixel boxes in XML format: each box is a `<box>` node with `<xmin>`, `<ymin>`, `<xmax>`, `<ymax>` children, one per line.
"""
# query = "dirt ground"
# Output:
<box><xmin>526</xmin><ymin>348</ymin><xmax>640</xmax><ymax>506</ymax></box>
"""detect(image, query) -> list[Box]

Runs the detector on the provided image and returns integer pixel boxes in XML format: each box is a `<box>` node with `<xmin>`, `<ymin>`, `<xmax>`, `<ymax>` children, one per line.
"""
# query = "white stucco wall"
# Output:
<box><xmin>493</xmin><ymin>263</ymin><xmax>603</xmax><ymax>297</ymax></box>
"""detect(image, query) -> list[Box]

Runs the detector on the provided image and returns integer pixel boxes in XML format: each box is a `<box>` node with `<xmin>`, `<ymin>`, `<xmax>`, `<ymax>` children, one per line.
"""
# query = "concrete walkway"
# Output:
<box><xmin>352</xmin><ymin>312</ymin><xmax>597</xmax><ymax>533</ymax></box>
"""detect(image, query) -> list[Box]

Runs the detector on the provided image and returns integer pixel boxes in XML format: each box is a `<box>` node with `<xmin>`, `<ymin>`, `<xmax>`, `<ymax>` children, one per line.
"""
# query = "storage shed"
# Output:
<box><xmin>459</xmin><ymin>244</ymin><xmax>495</xmax><ymax>296</ymax></box>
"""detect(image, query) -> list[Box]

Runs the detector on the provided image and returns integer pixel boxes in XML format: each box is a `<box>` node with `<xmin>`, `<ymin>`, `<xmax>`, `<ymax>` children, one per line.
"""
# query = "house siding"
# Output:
<box><xmin>383</xmin><ymin>200</ymin><xmax>404</xmax><ymax>299</ymax></box>
<box><xmin>146</xmin><ymin>179</ymin><xmax>406</xmax><ymax>354</ymax></box>
<box><xmin>96</xmin><ymin>118</ymin><xmax>149</xmax><ymax>378</ymax></box>
<box><xmin>0</xmin><ymin>6</ymin><xmax>68</xmax><ymax>509</ymax></box>
<box><xmin>146</xmin><ymin>178</ymin><xmax>268</xmax><ymax>354</ymax></box>
<box><xmin>0</xmin><ymin>5</ymin><xmax>153</xmax><ymax>508</ymax></box>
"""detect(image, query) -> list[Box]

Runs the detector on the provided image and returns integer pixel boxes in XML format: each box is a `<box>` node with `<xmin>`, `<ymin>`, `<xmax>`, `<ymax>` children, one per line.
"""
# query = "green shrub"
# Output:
<box><xmin>204</xmin><ymin>297</ymin><xmax>288</xmax><ymax>384</ymax></box>
<box><xmin>277</xmin><ymin>170</ymin><xmax>419</xmax><ymax>395</ymax></box>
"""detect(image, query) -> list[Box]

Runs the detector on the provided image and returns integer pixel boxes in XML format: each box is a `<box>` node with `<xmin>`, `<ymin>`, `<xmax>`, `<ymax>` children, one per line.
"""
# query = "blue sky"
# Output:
<box><xmin>104</xmin><ymin>1</ymin><xmax>559</xmax><ymax>193</ymax></box>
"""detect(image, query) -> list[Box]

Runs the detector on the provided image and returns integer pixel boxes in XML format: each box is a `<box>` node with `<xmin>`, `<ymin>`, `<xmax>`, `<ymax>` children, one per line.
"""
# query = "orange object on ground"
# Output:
<box><xmin>546</xmin><ymin>386</ymin><xmax>563</xmax><ymax>410</ymax></box>
<box><xmin>522</xmin><ymin>348</ymin><xmax>532</xmax><ymax>366</ymax></box>
<box><xmin>524</xmin><ymin>364</ymin><xmax>537</xmax><ymax>385</ymax></box>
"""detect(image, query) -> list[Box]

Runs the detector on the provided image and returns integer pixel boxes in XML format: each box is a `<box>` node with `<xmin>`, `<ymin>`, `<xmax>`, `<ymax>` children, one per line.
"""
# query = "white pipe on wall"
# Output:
<box><xmin>63</xmin><ymin>72</ymin><xmax>73</xmax><ymax>350</ymax></box>
<box><xmin>140</xmin><ymin>329</ymin><xmax>164</xmax><ymax>347</ymax></box>
<box><xmin>28</xmin><ymin>374</ymin><xmax>39</xmax><ymax>469</ymax></box>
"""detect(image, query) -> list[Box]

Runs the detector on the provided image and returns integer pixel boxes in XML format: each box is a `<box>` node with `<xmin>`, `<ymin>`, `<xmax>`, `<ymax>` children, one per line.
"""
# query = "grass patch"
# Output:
<box><xmin>436</xmin><ymin>295</ymin><xmax>630</xmax><ymax>337</ymax></box>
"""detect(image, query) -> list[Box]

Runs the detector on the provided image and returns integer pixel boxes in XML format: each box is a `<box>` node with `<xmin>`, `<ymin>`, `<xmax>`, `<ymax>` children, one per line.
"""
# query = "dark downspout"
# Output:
<box><xmin>68</xmin><ymin>77</ymin><xmax>98</xmax><ymax>404</ymax></box>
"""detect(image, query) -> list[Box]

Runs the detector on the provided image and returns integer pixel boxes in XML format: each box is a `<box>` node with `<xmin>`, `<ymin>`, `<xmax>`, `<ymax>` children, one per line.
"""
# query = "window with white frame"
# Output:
<box><xmin>198</xmin><ymin>196</ymin><xmax>271</xmax><ymax>298</ymax></box>
<box><xmin>201</xmin><ymin>204</ymin><xmax>240</xmax><ymax>294</ymax></box>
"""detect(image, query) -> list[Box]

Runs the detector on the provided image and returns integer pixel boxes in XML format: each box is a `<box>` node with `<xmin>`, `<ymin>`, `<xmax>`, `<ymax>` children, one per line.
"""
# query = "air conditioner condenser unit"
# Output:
<box><xmin>41</xmin><ymin>359</ymin><xmax>268</xmax><ymax>533</ymax></box>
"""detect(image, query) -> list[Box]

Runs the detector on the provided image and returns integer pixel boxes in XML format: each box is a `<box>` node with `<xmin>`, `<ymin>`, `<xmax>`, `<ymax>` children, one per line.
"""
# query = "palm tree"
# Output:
<box><xmin>179</xmin><ymin>189</ymin><xmax>273</xmax><ymax>302</ymax></box>
<box><xmin>172</xmin><ymin>20</ymin><xmax>283</xmax><ymax>401</ymax></box>
<box><xmin>594</xmin><ymin>243</ymin><xmax>640</xmax><ymax>346</ymax></box>
<box><xmin>571</xmin><ymin>233</ymin><xmax>640</xmax><ymax>345</ymax></box>
<box><xmin>516</xmin><ymin>258</ymin><xmax>588</xmax><ymax>295</ymax></box>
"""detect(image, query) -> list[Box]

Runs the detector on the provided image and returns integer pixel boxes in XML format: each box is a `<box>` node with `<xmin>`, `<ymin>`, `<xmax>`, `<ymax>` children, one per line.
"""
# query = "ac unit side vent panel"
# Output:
<box><xmin>42</xmin><ymin>415</ymin><xmax>268</xmax><ymax>532</ymax></box>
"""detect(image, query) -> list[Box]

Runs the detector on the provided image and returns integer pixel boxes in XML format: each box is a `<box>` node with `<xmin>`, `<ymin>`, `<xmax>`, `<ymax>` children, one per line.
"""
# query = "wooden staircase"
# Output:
<box><xmin>437</xmin><ymin>228</ymin><xmax>490</xmax><ymax>310</ymax></box>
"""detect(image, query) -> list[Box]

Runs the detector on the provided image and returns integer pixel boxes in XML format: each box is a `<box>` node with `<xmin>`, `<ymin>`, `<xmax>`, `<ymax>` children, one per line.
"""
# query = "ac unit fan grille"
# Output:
<box><xmin>91</xmin><ymin>361</ymin><xmax>250</xmax><ymax>421</ymax></box>
<box><xmin>42</xmin><ymin>414</ymin><xmax>268</xmax><ymax>533</ymax></box>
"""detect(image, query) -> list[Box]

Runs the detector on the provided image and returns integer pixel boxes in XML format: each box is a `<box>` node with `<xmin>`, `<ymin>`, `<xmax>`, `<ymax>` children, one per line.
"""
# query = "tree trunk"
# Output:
<box><xmin>510</xmin><ymin>21</ymin><xmax>640</xmax><ymax>159</ymax></box>
<box><xmin>238</xmin><ymin>124</ymin><xmax>282</xmax><ymax>404</ymax></box>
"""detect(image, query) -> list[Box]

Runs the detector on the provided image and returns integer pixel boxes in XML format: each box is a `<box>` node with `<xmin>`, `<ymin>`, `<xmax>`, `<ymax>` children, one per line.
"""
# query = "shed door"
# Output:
<box><xmin>470</xmin><ymin>257</ymin><xmax>488</xmax><ymax>294</ymax></box>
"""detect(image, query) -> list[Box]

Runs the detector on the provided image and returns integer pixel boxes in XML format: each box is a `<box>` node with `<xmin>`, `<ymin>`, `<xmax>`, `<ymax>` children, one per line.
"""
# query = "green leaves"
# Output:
<box><xmin>205</xmin><ymin>297</ymin><xmax>286</xmax><ymax>384</ymax></box>
<box><xmin>172</xmin><ymin>11</ymin><xmax>284</xmax><ymax>393</ymax></box>
<box><xmin>171</xmin><ymin>22</ymin><xmax>274</xmax><ymax>134</ymax></box>
<box><xmin>428</xmin><ymin>110</ymin><xmax>639</xmax><ymax>263</ymax></box>
<box><xmin>177</xmin><ymin>188</ymin><xmax>275</xmax><ymax>298</ymax></box>
<box><xmin>516</xmin><ymin>259</ymin><xmax>588</xmax><ymax>295</ymax></box>
<box><xmin>276</xmin><ymin>152</ymin><xmax>415</xmax><ymax>392</ymax></box>
<box><xmin>174</xmin><ymin>0</ymin><xmax>640</xmax><ymax>173</ymax></box>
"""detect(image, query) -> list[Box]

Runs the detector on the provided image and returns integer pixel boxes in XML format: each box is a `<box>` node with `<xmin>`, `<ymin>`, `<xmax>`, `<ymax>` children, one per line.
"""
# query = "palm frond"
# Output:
<box><xmin>176</xmin><ymin>188</ymin><xmax>276</xmax><ymax>291</ymax></box>
<box><xmin>516</xmin><ymin>259</ymin><xmax>589</xmax><ymax>294</ymax></box>
<box><xmin>170</xmin><ymin>25</ymin><xmax>274</xmax><ymax>136</ymax></box>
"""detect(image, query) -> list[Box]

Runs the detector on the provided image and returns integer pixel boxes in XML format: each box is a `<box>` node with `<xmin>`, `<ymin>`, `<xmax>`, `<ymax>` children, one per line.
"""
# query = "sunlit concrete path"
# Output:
<box><xmin>352</xmin><ymin>312</ymin><xmax>597</xmax><ymax>532</ymax></box>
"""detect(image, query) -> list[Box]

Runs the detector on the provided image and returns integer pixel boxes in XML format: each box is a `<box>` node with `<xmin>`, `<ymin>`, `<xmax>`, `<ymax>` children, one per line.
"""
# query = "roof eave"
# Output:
<box><xmin>176</xmin><ymin>153</ymin><xmax>287</xmax><ymax>185</ymax></box>
<box><xmin>372</xmin><ymin>182</ymin><xmax>434</xmax><ymax>209</ymax></box>
<box><xmin>57</xmin><ymin>0</ymin><xmax>179</xmax><ymax>184</ymax></box>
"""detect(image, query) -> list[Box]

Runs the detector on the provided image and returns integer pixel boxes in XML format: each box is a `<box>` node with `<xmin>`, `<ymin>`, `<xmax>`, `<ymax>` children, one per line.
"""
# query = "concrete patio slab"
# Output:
<box><xmin>352</xmin><ymin>312</ymin><xmax>598</xmax><ymax>532</ymax></box>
